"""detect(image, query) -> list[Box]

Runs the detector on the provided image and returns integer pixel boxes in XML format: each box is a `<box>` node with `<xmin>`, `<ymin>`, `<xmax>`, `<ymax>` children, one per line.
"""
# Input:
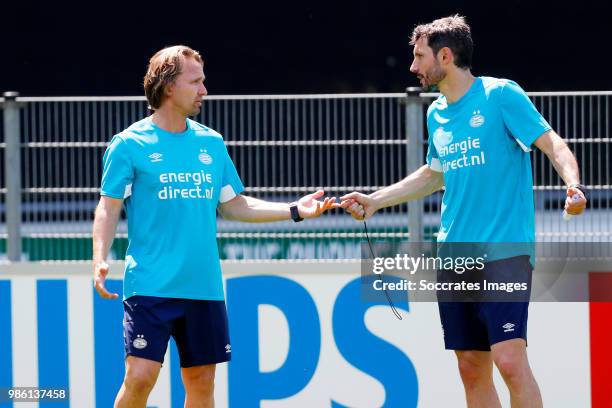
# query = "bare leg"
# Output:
<box><xmin>182</xmin><ymin>364</ymin><xmax>216</xmax><ymax>408</ymax></box>
<box><xmin>455</xmin><ymin>350</ymin><xmax>502</xmax><ymax>408</ymax></box>
<box><xmin>491</xmin><ymin>338</ymin><xmax>542</xmax><ymax>408</ymax></box>
<box><xmin>114</xmin><ymin>356</ymin><xmax>161</xmax><ymax>408</ymax></box>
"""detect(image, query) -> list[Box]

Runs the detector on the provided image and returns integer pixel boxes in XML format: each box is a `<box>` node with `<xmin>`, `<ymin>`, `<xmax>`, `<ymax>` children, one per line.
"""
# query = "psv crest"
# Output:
<box><xmin>133</xmin><ymin>334</ymin><xmax>148</xmax><ymax>349</ymax></box>
<box><xmin>198</xmin><ymin>149</ymin><xmax>213</xmax><ymax>165</ymax></box>
<box><xmin>470</xmin><ymin>110</ymin><xmax>485</xmax><ymax>128</ymax></box>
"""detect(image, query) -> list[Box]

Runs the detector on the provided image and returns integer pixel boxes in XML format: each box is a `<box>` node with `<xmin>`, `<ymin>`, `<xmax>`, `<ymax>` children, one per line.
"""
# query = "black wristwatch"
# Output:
<box><xmin>568</xmin><ymin>183</ymin><xmax>587</xmax><ymax>198</ymax></box>
<box><xmin>289</xmin><ymin>202</ymin><xmax>304</xmax><ymax>222</ymax></box>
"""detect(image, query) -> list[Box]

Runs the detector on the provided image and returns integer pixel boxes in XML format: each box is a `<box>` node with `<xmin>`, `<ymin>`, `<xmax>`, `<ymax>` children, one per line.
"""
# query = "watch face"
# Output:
<box><xmin>290</xmin><ymin>204</ymin><xmax>303</xmax><ymax>222</ymax></box>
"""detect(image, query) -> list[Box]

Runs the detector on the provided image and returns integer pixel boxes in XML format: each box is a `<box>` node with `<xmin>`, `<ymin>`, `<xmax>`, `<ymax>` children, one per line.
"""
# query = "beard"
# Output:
<box><xmin>187</xmin><ymin>106</ymin><xmax>201</xmax><ymax>117</ymax></box>
<box><xmin>418</xmin><ymin>64</ymin><xmax>446</xmax><ymax>92</ymax></box>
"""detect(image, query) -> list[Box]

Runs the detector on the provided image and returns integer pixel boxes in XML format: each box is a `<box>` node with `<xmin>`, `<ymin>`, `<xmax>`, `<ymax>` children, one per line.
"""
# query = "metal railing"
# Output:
<box><xmin>1</xmin><ymin>90</ymin><xmax>611</xmax><ymax>261</ymax></box>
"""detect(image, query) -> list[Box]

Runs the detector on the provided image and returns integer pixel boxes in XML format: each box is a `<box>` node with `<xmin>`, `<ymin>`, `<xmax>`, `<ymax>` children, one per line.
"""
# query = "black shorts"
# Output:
<box><xmin>437</xmin><ymin>255</ymin><xmax>532</xmax><ymax>351</ymax></box>
<box><xmin>123</xmin><ymin>295</ymin><xmax>231</xmax><ymax>367</ymax></box>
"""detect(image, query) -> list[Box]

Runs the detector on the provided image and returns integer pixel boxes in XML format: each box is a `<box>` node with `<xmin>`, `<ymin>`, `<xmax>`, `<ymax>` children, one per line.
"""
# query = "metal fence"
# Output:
<box><xmin>1</xmin><ymin>91</ymin><xmax>611</xmax><ymax>261</ymax></box>
<box><xmin>528</xmin><ymin>93</ymin><xmax>611</xmax><ymax>238</ymax></box>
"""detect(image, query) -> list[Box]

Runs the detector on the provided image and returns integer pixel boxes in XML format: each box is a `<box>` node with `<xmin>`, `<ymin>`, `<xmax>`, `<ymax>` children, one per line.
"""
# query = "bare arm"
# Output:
<box><xmin>534</xmin><ymin>130</ymin><xmax>587</xmax><ymax>215</ymax></box>
<box><xmin>218</xmin><ymin>190</ymin><xmax>340</xmax><ymax>222</ymax></box>
<box><xmin>371</xmin><ymin>164</ymin><xmax>444</xmax><ymax>208</ymax></box>
<box><xmin>534</xmin><ymin>130</ymin><xmax>580</xmax><ymax>185</ymax></box>
<box><xmin>218</xmin><ymin>195</ymin><xmax>292</xmax><ymax>222</ymax></box>
<box><xmin>341</xmin><ymin>164</ymin><xmax>444</xmax><ymax>220</ymax></box>
<box><xmin>92</xmin><ymin>196</ymin><xmax>123</xmax><ymax>299</ymax></box>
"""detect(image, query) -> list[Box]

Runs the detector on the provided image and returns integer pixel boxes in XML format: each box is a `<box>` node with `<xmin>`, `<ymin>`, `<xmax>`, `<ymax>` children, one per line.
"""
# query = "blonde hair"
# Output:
<box><xmin>143</xmin><ymin>45</ymin><xmax>204</xmax><ymax>110</ymax></box>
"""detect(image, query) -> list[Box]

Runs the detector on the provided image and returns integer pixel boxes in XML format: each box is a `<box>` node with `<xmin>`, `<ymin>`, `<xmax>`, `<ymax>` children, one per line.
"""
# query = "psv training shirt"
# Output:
<box><xmin>426</xmin><ymin>77</ymin><xmax>551</xmax><ymax>244</ymax></box>
<box><xmin>101</xmin><ymin>117</ymin><xmax>244</xmax><ymax>300</ymax></box>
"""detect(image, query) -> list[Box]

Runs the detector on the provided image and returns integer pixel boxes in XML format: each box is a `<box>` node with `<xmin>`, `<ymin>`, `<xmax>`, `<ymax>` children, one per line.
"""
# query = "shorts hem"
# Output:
<box><xmin>180</xmin><ymin>355</ymin><xmax>231</xmax><ymax>368</ymax></box>
<box><xmin>125</xmin><ymin>352</ymin><xmax>165</xmax><ymax>364</ymax></box>
<box><xmin>444</xmin><ymin>344</ymin><xmax>491</xmax><ymax>352</ymax></box>
<box><xmin>489</xmin><ymin>335</ymin><xmax>528</xmax><ymax>347</ymax></box>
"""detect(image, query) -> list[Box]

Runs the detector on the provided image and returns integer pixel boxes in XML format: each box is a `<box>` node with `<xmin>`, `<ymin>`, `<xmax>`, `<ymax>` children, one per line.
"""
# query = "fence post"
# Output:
<box><xmin>3</xmin><ymin>91</ymin><xmax>22</xmax><ymax>261</ymax></box>
<box><xmin>405</xmin><ymin>87</ymin><xmax>424</xmax><ymax>244</ymax></box>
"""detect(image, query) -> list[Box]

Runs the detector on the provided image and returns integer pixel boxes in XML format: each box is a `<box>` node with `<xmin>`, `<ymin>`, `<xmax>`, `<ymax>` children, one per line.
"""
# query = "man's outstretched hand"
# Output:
<box><xmin>297</xmin><ymin>190</ymin><xmax>342</xmax><ymax>219</ymax></box>
<box><xmin>340</xmin><ymin>192</ymin><xmax>378</xmax><ymax>221</ymax></box>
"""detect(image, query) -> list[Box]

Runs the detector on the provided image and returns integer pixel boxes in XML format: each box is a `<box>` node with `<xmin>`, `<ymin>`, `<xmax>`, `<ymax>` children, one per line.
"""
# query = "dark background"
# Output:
<box><xmin>3</xmin><ymin>0</ymin><xmax>612</xmax><ymax>96</ymax></box>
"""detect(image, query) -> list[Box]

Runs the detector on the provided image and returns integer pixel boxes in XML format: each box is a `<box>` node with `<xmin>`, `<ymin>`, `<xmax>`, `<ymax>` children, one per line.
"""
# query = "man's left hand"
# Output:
<box><xmin>297</xmin><ymin>190</ymin><xmax>341</xmax><ymax>219</ymax></box>
<box><xmin>565</xmin><ymin>186</ymin><xmax>587</xmax><ymax>216</ymax></box>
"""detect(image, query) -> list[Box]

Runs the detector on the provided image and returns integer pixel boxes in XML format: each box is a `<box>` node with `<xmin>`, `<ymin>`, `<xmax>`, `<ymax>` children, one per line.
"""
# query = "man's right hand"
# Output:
<box><xmin>94</xmin><ymin>261</ymin><xmax>119</xmax><ymax>299</ymax></box>
<box><xmin>340</xmin><ymin>192</ymin><xmax>379</xmax><ymax>221</ymax></box>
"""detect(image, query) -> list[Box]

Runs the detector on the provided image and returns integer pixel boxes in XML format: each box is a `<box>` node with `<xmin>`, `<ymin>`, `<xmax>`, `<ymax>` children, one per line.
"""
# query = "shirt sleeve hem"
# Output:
<box><xmin>219</xmin><ymin>184</ymin><xmax>245</xmax><ymax>203</ymax></box>
<box><xmin>514</xmin><ymin>126</ymin><xmax>552</xmax><ymax>152</ymax></box>
<box><xmin>100</xmin><ymin>190</ymin><xmax>124</xmax><ymax>199</ymax></box>
<box><xmin>427</xmin><ymin>158</ymin><xmax>443</xmax><ymax>172</ymax></box>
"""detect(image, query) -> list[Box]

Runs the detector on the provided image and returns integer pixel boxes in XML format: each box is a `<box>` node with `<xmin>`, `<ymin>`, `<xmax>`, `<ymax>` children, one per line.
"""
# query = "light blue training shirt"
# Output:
<box><xmin>101</xmin><ymin>117</ymin><xmax>244</xmax><ymax>300</ymax></box>
<box><xmin>426</xmin><ymin>77</ymin><xmax>551</xmax><ymax>245</ymax></box>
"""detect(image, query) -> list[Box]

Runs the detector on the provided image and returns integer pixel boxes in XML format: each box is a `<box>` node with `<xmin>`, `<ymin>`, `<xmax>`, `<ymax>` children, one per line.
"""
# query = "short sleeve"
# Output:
<box><xmin>500</xmin><ymin>80</ymin><xmax>552</xmax><ymax>151</ymax></box>
<box><xmin>426</xmin><ymin>134</ymin><xmax>443</xmax><ymax>172</ymax></box>
<box><xmin>218</xmin><ymin>146</ymin><xmax>245</xmax><ymax>203</ymax></box>
<box><xmin>100</xmin><ymin>135</ymin><xmax>135</xmax><ymax>199</ymax></box>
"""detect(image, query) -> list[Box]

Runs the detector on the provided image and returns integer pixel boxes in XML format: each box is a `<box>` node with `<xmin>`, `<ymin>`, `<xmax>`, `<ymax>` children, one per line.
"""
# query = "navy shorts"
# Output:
<box><xmin>437</xmin><ymin>255</ymin><xmax>532</xmax><ymax>351</ymax></box>
<box><xmin>123</xmin><ymin>296</ymin><xmax>231</xmax><ymax>367</ymax></box>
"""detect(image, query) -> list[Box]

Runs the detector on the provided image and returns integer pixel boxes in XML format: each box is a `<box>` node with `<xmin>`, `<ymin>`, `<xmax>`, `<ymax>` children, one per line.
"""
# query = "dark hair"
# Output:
<box><xmin>143</xmin><ymin>45</ymin><xmax>204</xmax><ymax>110</ymax></box>
<box><xmin>410</xmin><ymin>15</ymin><xmax>473</xmax><ymax>69</ymax></box>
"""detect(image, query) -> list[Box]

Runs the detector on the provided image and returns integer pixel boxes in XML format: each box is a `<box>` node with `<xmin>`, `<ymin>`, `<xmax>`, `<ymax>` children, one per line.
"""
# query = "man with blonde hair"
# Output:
<box><xmin>93</xmin><ymin>45</ymin><xmax>339</xmax><ymax>408</ymax></box>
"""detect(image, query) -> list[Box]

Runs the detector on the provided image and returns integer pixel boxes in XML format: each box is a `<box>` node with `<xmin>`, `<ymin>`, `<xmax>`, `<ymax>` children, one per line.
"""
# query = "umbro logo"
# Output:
<box><xmin>225</xmin><ymin>344</ymin><xmax>232</xmax><ymax>354</ymax></box>
<box><xmin>149</xmin><ymin>152</ymin><xmax>163</xmax><ymax>162</ymax></box>
<box><xmin>502</xmin><ymin>323</ymin><xmax>515</xmax><ymax>333</ymax></box>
